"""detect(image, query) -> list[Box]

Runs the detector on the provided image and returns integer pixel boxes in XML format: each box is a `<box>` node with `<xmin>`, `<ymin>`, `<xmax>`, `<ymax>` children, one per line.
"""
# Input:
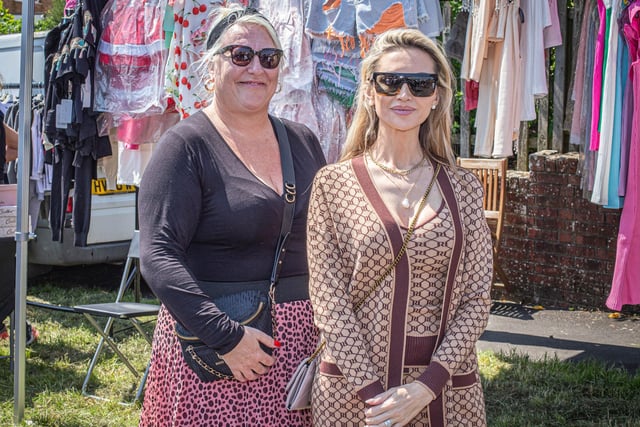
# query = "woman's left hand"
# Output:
<box><xmin>363</xmin><ymin>382</ymin><xmax>435</xmax><ymax>427</ymax></box>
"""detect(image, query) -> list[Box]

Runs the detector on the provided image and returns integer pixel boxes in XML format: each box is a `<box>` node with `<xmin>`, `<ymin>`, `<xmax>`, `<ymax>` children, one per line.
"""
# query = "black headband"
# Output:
<box><xmin>206</xmin><ymin>7</ymin><xmax>261</xmax><ymax>50</ymax></box>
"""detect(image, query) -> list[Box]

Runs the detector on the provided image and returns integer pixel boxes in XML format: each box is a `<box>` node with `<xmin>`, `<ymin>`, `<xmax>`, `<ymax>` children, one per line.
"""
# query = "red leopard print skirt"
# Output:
<box><xmin>139</xmin><ymin>301</ymin><xmax>317</xmax><ymax>426</ymax></box>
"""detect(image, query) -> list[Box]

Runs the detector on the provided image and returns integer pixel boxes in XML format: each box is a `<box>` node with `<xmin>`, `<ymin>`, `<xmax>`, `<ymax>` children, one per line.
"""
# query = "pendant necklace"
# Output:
<box><xmin>367</xmin><ymin>153</ymin><xmax>428</xmax><ymax>209</ymax></box>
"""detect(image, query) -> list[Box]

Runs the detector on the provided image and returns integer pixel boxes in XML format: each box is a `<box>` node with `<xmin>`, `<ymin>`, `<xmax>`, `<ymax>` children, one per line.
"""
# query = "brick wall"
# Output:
<box><xmin>4</xmin><ymin>0</ymin><xmax>53</xmax><ymax>15</ymax></box>
<box><xmin>499</xmin><ymin>151</ymin><xmax>633</xmax><ymax>311</ymax></box>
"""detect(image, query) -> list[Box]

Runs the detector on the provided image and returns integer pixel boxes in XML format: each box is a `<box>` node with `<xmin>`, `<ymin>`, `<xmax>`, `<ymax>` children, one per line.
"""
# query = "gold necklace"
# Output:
<box><xmin>367</xmin><ymin>152</ymin><xmax>426</xmax><ymax>176</ymax></box>
<box><xmin>368</xmin><ymin>155</ymin><xmax>428</xmax><ymax>209</ymax></box>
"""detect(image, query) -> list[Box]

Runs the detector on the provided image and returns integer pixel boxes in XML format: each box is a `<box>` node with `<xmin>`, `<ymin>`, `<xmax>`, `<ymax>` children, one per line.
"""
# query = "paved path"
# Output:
<box><xmin>477</xmin><ymin>302</ymin><xmax>640</xmax><ymax>374</ymax></box>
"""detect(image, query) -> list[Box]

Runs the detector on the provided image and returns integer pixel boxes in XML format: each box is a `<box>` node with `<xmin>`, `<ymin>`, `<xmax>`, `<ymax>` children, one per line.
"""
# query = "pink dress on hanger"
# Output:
<box><xmin>589</xmin><ymin>0</ymin><xmax>607</xmax><ymax>151</ymax></box>
<box><xmin>607</xmin><ymin>2</ymin><xmax>640</xmax><ymax>311</ymax></box>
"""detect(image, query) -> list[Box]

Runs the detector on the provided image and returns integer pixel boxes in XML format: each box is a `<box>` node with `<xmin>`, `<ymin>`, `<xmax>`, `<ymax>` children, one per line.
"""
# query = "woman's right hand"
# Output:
<box><xmin>219</xmin><ymin>326</ymin><xmax>277</xmax><ymax>382</ymax></box>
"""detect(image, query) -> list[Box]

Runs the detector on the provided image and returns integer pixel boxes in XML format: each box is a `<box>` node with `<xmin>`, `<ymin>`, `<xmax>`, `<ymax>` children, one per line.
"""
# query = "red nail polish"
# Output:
<box><xmin>274</xmin><ymin>340</ymin><xmax>282</xmax><ymax>348</ymax></box>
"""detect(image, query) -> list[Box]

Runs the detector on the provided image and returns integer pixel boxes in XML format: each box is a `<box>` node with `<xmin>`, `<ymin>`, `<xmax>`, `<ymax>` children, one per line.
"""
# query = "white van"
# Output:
<box><xmin>0</xmin><ymin>32</ymin><xmax>136</xmax><ymax>266</ymax></box>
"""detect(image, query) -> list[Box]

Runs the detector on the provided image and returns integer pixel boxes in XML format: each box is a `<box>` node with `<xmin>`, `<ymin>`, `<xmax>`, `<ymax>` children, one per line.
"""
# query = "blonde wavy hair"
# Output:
<box><xmin>340</xmin><ymin>28</ymin><xmax>456</xmax><ymax>166</ymax></box>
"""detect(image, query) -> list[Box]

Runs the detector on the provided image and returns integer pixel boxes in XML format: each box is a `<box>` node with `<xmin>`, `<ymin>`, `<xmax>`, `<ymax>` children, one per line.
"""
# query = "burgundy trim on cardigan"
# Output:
<box><xmin>321</xmin><ymin>361</ymin><xmax>478</xmax><ymax>388</ymax></box>
<box><xmin>424</xmin><ymin>166</ymin><xmax>464</xmax><ymax>426</ymax></box>
<box><xmin>319</xmin><ymin>361</ymin><xmax>342</xmax><ymax>376</ymax></box>
<box><xmin>417</xmin><ymin>360</ymin><xmax>450</xmax><ymax>397</ymax></box>
<box><xmin>352</xmin><ymin>156</ymin><xmax>408</xmax><ymax>389</ymax></box>
<box><xmin>451</xmin><ymin>370</ymin><xmax>479</xmax><ymax>388</ymax></box>
<box><xmin>404</xmin><ymin>335</ymin><xmax>438</xmax><ymax>365</ymax></box>
<box><xmin>434</xmin><ymin>167</ymin><xmax>464</xmax><ymax>348</ymax></box>
<box><xmin>428</xmin><ymin>394</ymin><xmax>445</xmax><ymax>427</ymax></box>
<box><xmin>356</xmin><ymin>380</ymin><xmax>386</xmax><ymax>401</ymax></box>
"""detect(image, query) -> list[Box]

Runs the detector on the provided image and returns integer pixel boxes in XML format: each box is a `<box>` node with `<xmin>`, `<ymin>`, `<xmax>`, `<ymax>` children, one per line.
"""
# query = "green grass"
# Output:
<box><xmin>481</xmin><ymin>352</ymin><xmax>640</xmax><ymax>427</ymax></box>
<box><xmin>1</xmin><ymin>279</ymin><xmax>639</xmax><ymax>426</ymax></box>
<box><xmin>1</xmin><ymin>279</ymin><xmax>157</xmax><ymax>427</ymax></box>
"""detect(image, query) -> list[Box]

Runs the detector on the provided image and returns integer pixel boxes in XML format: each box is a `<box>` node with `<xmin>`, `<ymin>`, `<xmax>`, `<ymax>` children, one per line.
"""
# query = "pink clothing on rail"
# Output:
<box><xmin>607</xmin><ymin>3</ymin><xmax>640</xmax><ymax>311</ymax></box>
<box><xmin>589</xmin><ymin>0</ymin><xmax>607</xmax><ymax>151</ymax></box>
<box><xmin>465</xmin><ymin>79</ymin><xmax>479</xmax><ymax>111</ymax></box>
<box><xmin>543</xmin><ymin>0</ymin><xmax>563</xmax><ymax>48</ymax></box>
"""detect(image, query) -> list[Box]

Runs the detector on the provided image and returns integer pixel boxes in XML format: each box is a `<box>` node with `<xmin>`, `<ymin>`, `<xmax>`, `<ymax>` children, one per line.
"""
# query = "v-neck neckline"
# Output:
<box><xmin>202</xmin><ymin>111</ymin><xmax>284</xmax><ymax>197</ymax></box>
<box><xmin>358</xmin><ymin>154</ymin><xmax>441</xmax><ymax>229</ymax></box>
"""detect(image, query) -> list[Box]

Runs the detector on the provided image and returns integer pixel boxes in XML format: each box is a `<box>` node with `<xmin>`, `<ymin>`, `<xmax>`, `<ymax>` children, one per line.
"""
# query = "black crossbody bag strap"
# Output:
<box><xmin>270</xmin><ymin>116</ymin><xmax>296</xmax><ymax>285</ymax></box>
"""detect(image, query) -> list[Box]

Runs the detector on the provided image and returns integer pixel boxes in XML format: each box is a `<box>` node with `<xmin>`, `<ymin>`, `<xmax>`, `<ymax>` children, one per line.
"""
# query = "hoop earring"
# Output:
<box><xmin>275</xmin><ymin>82</ymin><xmax>282</xmax><ymax>93</ymax></box>
<box><xmin>204</xmin><ymin>79</ymin><xmax>215</xmax><ymax>93</ymax></box>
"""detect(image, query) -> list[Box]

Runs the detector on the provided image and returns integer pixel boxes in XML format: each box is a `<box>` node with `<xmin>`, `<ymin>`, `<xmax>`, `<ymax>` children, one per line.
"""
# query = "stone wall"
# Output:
<box><xmin>499</xmin><ymin>151</ymin><xmax>630</xmax><ymax>311</ymax></box>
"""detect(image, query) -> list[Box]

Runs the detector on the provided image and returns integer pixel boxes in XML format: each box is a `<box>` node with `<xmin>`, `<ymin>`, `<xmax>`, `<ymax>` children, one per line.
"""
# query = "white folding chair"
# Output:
<box><xmin>74</xmin><ymin>231</ymin><xmax>159</xmax><ymax>404</ymax></box>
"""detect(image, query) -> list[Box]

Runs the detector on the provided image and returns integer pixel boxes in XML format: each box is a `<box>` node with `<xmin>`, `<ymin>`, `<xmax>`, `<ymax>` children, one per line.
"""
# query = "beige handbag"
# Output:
<box><xmin>285</xmin><ymin>164</ymin><xmax>441</xmax><ymax>411</ymax></box>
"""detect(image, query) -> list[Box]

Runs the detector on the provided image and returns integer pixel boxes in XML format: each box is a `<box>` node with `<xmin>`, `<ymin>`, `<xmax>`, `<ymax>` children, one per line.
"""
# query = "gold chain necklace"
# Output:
<box><xmin>367</xmin><ymin>155</ymin><xmax>428</xmax><ymax>209</ymax></box>
<box><xmin>367</xmin><ymin>151</ymin><xmax>426</xmax><ymax>176</ymax></box>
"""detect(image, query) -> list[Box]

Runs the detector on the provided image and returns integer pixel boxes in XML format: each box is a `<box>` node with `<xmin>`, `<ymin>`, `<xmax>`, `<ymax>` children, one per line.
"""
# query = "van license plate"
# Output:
<box><xmin>91</xmin><ymin>178</ymin><xmax>137</xmax><ymax>195</ymax></box>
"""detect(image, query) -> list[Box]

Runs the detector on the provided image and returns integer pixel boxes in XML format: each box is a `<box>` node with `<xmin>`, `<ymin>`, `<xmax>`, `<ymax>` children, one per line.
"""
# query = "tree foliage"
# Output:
<box><xmin>0</xmin><ymin>0</ymin><xmax>64</xmax><ymax>35</ymax></box>
<box><xmin>0</xmin><ymin>1</ymin><xmax>21</xmax><ymax>35</ymax></box>
<box><xmin>36</xmin><ymin>0</ymin><xmax>65</xmax><ymax>32</ymax></box>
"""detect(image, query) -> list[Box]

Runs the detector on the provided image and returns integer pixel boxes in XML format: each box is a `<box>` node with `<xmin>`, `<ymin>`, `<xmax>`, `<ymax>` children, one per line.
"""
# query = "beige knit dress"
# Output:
<box><xmin>307</xmin><ymin>156</ymin><xmax>493</xmax><ymax>427</ymax></box>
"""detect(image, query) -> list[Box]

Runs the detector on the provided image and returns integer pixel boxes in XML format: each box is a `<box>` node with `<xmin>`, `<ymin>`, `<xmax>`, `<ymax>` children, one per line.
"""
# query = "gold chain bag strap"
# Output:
<box><xmin>285</xmin><ymin>163</ymin><xmax>441</xmax><ymax>410</ymax></box>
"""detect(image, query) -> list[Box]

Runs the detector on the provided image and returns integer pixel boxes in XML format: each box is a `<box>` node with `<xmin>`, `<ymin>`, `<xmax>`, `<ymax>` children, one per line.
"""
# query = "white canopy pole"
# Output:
<box><xmin>13</xmin><ymin>0</ymin><xmax>35</xmax><ymax>424</ymax></box>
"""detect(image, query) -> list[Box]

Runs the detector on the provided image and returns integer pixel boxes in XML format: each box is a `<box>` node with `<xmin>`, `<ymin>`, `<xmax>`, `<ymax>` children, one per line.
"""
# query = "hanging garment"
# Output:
<box><xmin>492</xmin><ymin>0</ymin><xmax>521</xmax><ymax>157</ymax></box>
<box><xmin>263</xmin><ymin>0</ymin><xmax>319</xmax><ymax>136</ymax></box>
<box><xmin>519</xmin><ymin>0</ymin><xmax>553</xmax><ymax>121</ymax></box>
<box><xmin>305</xmin><ymin>0</ymin><xmax>442</xmax><ymax>58</ymax></box>
<box><xmin>473</xmin><ymin>0</ymin><xmax>521</xmax><ymax>158</ymax></box>
<box><xmin>592</xmin><ymin>0</ymin><xmax>622</xmax><ymax>206</ymax></box>
<box><xmin>570</xmin><ymin>1</ymin><xmax>593</xmax><ymax>146</ymax></box>
<box><xmin>43</xmin><ymin>2</ymin><xmax>112</xmax><ymax>247</ymax></box>
<box><xmin>165</xmin><ymin>0</ymin><xmax>214</xmax><ymax>119</ymax></box>
<box><xmin>117</xmin><ymin>141</ymin><xmax>158</xmax><ymax>187</ymax></box>
<box><xmin>604</xmin><ymin>30</ymin><xmax>628</xmax><ymax>209</ymax></box>
<box><xmin>417</xmin><ymin>0</ymin><xmax>445</xmax><ymax>38</ymax></box>
<box><xmin>312</xmin><ymin>38</ymin><xmax>361</xmax><ymax>109</ymax></box>
<box><xmin>460</xmin><ymin>0</ymin><xmax>494</xmax><ymax>82</ymax></box>
<box><xmin>311</xmin><ymin>87</ymin><xmax>348</xmax><ymax>164</ymax></box>
<box><xmin>94</xmin><ymin>0</ymin><xmax>168</xmax><ymax>119</ymax></box>
<box><xmin>589</xmin><ymin>0</ymin><xmax>608</xmax><ymax>151</ymax></box>
<box><xmin>619</xmin><ymin>2</ymin><xmax>637</xmax><ymax>197</ymax></box>
<box><xmin>579</xmin><ymin>5</ymin><xmax>600</xmax><ymax>199</ymax></box>
<box><xmin>607</xmin><ymin>2</ymin><xmax>640</xmax><ymax>311</ymax></box>
<box><xmin>543</xmin><ymin>0</ymin><xmax>563</xmax><ymax>48</ymax></box>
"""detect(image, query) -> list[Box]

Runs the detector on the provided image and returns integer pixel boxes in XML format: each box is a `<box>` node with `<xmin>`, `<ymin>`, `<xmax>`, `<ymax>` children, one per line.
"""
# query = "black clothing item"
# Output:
<box><xmin>139</xmin><ymin>112</ymin><xmax>326</xmax><ymax>354</ymax></box>
<box><xmin>0</xmin><ymin>238</ymin><xmax>15</xmax><ymax>322</ymax></box>
<box><xmin>43</xmin><ymin>1</ymin><xmax>111</xmax><ymax>247</ymax></box>
<box><xmin>0</xmin><ymin>111</ymin><xmax>5</xmax><ymax>181</ymax></box>
<box><xmin>49</xmin><ymin>146</ymin><xmax>95</xmax><ymax>246</ymax></box>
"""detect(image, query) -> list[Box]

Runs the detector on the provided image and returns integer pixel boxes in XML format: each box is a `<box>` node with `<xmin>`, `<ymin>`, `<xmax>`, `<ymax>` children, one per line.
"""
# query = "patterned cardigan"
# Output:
<box><xmin>307</xmin><ymin>156</ymin><xmax>493</xmax><ymax>426</ymax></box>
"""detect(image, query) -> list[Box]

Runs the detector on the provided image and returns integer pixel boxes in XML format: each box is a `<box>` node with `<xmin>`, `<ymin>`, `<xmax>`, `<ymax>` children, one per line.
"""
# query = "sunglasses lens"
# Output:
<box><xmin>373</xmin><ymin>73</ymin><xmax>437</xmax><ymax>97</ymax></box>
<box><xmin>408</xmin><ymin>78</ymin><xmax>436</xmax><ymax>97</ymax></box>
<box><xmin>258</xmin><ymin>49</ymin><xmax>282</xmax><ymax>69</ymax></box>
<box><xmin>374</xmin><ymin>74</ymin><xmax>403</xmax><ymax>95</ymax></box>
<box><xmin>230</xmin><ymin>46</ymin><xmax>254</xmax><ymax>66</ymax></box>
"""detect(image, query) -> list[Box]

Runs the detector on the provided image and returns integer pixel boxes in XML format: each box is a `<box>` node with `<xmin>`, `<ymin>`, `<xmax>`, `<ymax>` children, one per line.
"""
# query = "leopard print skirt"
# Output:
<box><xmin>139</xmin><ymin>301</ymin><xmax>317</xmax><ymax>427</ymax></box>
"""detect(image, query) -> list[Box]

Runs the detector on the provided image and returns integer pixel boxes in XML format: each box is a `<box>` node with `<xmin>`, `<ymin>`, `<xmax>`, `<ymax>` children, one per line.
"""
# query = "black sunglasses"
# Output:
<box><xmin>214</xmin><ymin>45</ymin><xmax>283</xmax><ymax>69</ymax></box>
<box><xmin>371</xmin><ymin>72</ymin><xmax>438</xmax><ymax>97</ymax></box>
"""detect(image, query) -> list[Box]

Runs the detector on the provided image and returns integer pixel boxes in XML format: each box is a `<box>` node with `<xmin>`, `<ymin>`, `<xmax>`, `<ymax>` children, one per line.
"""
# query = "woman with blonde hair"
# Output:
<box><xmin>138</xmin><ymin>6</ymin><xmax>325</xmax><ymax>426</ymax></box>
<box><xmin>307</xmin><ymin>28</ymin><xmax>493</xmax><ymax>426</ymax></box>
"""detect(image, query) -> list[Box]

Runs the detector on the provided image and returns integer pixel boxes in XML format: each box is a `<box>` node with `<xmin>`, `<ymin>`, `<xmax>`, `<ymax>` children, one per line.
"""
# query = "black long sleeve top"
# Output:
<box><xmin>139</xmin><ymin>111</ymin><xmax>326</xmax><ymax>354</ymax></box>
